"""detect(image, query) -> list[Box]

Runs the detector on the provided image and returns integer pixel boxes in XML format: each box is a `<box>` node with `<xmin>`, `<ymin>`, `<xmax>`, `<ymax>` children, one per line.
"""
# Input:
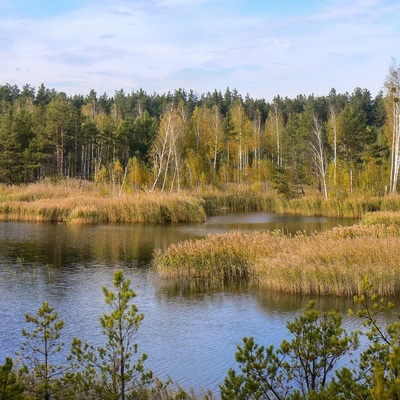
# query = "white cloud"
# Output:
<box><xmin>0</xmin><ymin>0</ymin><xmax>399</xmax><ymax>99</ymax></box>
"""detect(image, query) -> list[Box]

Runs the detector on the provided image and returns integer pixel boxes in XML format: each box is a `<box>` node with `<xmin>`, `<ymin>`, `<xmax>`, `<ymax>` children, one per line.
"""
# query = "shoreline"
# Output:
<box><xmin>1</xmin><ymin>179</ymin><xmax>400</xmax><ymax>224</ymax></box>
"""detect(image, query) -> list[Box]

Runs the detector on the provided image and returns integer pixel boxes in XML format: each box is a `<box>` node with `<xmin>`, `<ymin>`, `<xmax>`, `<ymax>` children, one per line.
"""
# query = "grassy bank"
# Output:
<box><xmin>0</xmin><ymin>180</ymin><xmax>206</xmax><ymax>224</ymax></box>
<box><xmin>3</xmin><ymin>180</ymin><xmax>400</xmax><ymax>224</ymax></box>
<box><xmin>153</xmin><ymin>222</ymin><xmax>400</xmax><ymax>296</ymax></box>
<box><xmin>201</xmin><ymin>185</ymin><xmax>400</xmax><ymax>218</ymax></box>
<box><xmin>273</xmin><ymin>195</ymin><xmax>382</xmax><ymax>217</ymax></box>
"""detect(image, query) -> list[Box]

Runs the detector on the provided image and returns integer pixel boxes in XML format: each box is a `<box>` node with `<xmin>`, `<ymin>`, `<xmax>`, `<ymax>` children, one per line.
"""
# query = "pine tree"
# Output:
<box><xmin>18</xmin><ymin>302</ymin><xmax>66</xmax><ymax>400</ymax></box>
<box><xmin>0</xmin><ymin>357</ymin><xmax>25</xmax><ymax>400</ymax></box>
<box><xmin>70</xmin><ymin>270</ymin><xmax>152</xmax><ymax>400</ymax></box>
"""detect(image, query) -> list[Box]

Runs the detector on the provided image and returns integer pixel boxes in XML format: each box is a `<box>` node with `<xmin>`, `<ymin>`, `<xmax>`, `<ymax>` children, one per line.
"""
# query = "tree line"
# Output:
<box><xmin>1</xmin><ymin>63</ymin><xmax>399</xmax><ymax>197</ymax></box>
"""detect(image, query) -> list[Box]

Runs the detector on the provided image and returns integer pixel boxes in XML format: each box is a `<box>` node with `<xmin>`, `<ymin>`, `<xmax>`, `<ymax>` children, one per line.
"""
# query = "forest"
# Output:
<box><xmin>0</xmin><ymin>62</ymin><xmax>399</xmax><ymax>199</ymax></box>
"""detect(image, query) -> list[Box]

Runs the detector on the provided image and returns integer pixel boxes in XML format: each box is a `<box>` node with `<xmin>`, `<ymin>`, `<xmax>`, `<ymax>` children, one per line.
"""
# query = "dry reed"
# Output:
<box><xmin>0</xmin><ymin>180</ymin><xmax>206</xmax><ymax>224</ymax></box>
<box><xmin>153</xmin><ymin>224</ymin><xmax>400</xmax><ymax>296</ymax></box>
<box><xmin>200</xmin><ymin>184</ymin><xmax>276</xmax><ymax>215</ymax></box>
<box><xmin>273</xmin><ymin>195</ymin><xmax>382</xmax><ymax>218</ymax></box>
<box><xmin>4</xmin><ymin>180</ymin><xmax>400</xmax><ymax>224</ymax></box>
<box><xmin>360</xmin><ymin>211</ymin><xmax>400</xmax><ymax>227</ymax></box>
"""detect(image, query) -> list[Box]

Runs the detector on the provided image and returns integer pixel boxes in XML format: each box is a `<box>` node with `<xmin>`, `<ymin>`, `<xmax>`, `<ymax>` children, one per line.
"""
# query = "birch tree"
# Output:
<box><xmin>149</xmin><ymin>103</ymin><xmax>187</xmax><ymax>192</ymax></box>
<box><xmin>328</xmin><ymin>103</ymin><xmax>339</xmax><ymax>189</ymax></box>
<box><xmin>207</xmin><ymin>105</ymin><xmax>224</xmax><ymax>180</ymax></box>
<box><xmin>385</xmin><ymin>61</ymin><xmax>400</xmax><ymax>193</ymax></box>
<box><xmin>149</xmin><ymin>105</ymin><xmax>173</xmax><ymax>192</ymax></box>
<box><xmin>265</xmin><ymin>103</ymin><xmax>284</xmax><ymax>166</ymax></box>
<box><xmin>252</xmin><ymin>109</ymin><xmax>263</xmax><ymax>178</ymax></box>
<box><xmin>230</xmin><ymin>99</ymin><xmax>252</xmax><ymax>183</ymax></box>
<box><xmin>310</xmin><ymin>115</ymin><xmax>329</xmax><ymax>199</ymax></box>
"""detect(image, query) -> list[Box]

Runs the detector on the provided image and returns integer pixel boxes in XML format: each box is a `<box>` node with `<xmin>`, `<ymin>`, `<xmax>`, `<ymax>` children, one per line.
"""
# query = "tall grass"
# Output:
<box><xmin>200</xmin><ymin>184</ymin><xmax>276</xmax><ymax>215</ymax></box>
<box><xmin>200</xmin><ymin>185</ymin><xmax>390</xmax><ymax>218</ymax></box>
<box><xmin>153</xmin><ymin>224</ymin><xmax>400</xmax><ymax>296</ymax></box>
<box><xmin>0</xmin><ymin>180</ymin><xmax>206</xmax><ymax>224</ymax></box>
<box><xmin>4</xmin><ymin>180</ymin><xmax>400</xmax><ymax>224</ymax></box>
<box><xmin>154</xmin><ymin>230</ymin><xmax>286</xmax><ymax>287</ymax></box>
<box><xmin>380</xmin><ymin>194</ymin><xmax>400</xmax><ymax>211</ymax></box>
<box><xmin>360</xmin><ymin>211</ymin><xmax>400</xmax><ymax>227</ymax></box>
<box><xmin>273</xmin><ymin>195</ymin><xmax>382</xmax><ymax>218</ymax></box>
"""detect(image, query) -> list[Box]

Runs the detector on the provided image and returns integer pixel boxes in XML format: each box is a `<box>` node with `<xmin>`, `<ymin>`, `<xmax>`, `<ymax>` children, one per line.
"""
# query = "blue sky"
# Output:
<box><xmin>1</xmin><ymin>0</ymin><xmax>399</xmax><ymax>100</ymax></box>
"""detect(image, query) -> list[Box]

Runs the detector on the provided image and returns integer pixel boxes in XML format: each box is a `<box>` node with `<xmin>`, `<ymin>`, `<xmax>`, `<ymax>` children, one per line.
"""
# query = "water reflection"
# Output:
<box><xmin>0</xmin><ymin>213</ymin><xmax>365</xmax><ymax>394</ymax></box>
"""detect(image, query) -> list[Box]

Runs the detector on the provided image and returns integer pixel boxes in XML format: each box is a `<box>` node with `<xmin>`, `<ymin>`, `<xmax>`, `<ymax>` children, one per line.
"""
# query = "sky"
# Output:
<box><xmin>0</xmin><ymin>0</ymin><xmax>399</xmax><ymax>101</ymax></box>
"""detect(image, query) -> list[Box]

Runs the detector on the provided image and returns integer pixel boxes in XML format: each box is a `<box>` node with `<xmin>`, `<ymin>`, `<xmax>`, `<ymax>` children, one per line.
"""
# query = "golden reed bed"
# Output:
<box><xmin>3</xmin><ymin>180</ymin><xmax>400</xmax><ymax>224</ymax></box>
<box><xmin>154</xmin><ymin>218</ymin><xmax>400</xmax><ymax>296</ymax></box>
<box><xmin>0</xmin><ymin>180</ymin><xmax>206</xmax><ymax>224</ymax></box>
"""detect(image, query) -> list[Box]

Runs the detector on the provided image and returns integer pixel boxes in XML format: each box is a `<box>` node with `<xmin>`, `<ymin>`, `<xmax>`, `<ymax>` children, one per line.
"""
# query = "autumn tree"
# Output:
<box><xmin>150</xmin><ymin>103</ymin><xmax>188</xmax><ymax>192</ymax></box>
<box><xmin>229</xmin><ymin>99</ymin><xmax>252</xmax><ymax>183</ymax></box>
<box><xmin>187</xmin><ymin>105</ymin><xmax>224</xmax><ymax>186</ymax></box>
<box><xmin>209</xmin><ymin>106</ymin><xmax>224</xmax><ymax>179</ymax></box>
<box><xmin>265</xmin><ymin>102</ymin><xmax>284</xmax><ymax>167</ymax></box>
<box><xmin>249</xmin><ymin>109</ymin><xmax>264</xmax><ymax>183</ymax></box>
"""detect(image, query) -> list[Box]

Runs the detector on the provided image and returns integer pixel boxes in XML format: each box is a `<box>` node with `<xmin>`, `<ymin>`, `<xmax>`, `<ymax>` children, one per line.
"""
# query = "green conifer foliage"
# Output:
<box><xmin>0</xmin><ymin>357</ymin><xmax>25</xmax><ymax>400</ymax></box>
<box><xmin>18</xmin><ymin>302</ymin><xmax>66</xmax><ymax>400</ymax></box>
<box><xmin>70</xmin><ymin>270</ymin><xmax>152</xmax><ymax>400</ymax></box>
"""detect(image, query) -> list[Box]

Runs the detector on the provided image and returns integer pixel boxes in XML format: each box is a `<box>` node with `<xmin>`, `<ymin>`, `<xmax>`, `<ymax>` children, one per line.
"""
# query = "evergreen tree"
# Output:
<box><xmin>18</xmin><ymin>302</ymin><xmax>67</xmax><ymax>400</ymax></box>
<box><xmin>44</xmin><ymin>93</ymin><xmax>77</xmax><ymax>177</ymax></box>
<box><xmin>0</xmin><ymin>357</ymin><xmax>25</xmax><ymax>400</ymax></box>
<box><xmin>70</xmin><ymin>270</ymin><xmax>152</xmax><ymax>400</ymax></box>
<box><xmin>329</xmin><ymin>276</ymin><xmax>400</xmax><ymax>399</ymax></box>
<box><xmin>220</xmin><ymin>301</ymin><xmax>358</xmax><ymax>399</ymax></box>
<box><xmin>337</xmin><ymin>103</ymin><xmax>368</xmax><ymax>193</ymax></box>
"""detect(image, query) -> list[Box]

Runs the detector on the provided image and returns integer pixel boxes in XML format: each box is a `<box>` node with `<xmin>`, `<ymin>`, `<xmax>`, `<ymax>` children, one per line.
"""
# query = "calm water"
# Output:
<box><xmin>0</xmin><ymin>212</ymin><xmax>358</xmax><ymax>394</ymax></box>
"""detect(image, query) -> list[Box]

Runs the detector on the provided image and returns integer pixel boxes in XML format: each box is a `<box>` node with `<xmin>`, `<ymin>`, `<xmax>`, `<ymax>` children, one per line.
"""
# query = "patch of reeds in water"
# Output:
<box><xmin>154</xmin><ymin>230</ymin><xmax>287</xmax><ymax>287</ymax></box>
<box><xmin>153</xmin><ymin>224</ymin><xmax>400</xmax><ymax>296</ymax></box>
<box><xmin>0</xmin><ymin>180</ymin><xmax>206</xmax><ymax>224</ymax></box>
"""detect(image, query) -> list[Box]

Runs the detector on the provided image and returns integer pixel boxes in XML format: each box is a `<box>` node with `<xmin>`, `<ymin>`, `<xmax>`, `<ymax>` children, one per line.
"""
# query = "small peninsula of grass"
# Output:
<box><xmin>0</xmin><ymin>180</ymin><xmax>206</xmax><ymax>224</ymax></box>
<box><xmin>154</xmin><ymin>213</ymin><xmax>400</xmax><ymax>296</ymax></box>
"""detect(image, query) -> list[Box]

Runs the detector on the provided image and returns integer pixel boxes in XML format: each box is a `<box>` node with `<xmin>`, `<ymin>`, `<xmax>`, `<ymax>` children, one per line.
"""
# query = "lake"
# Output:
<box><xmin>0</xmin><ymin>212</ymin><xmax>359</xmax><ymax>394</ymax></box>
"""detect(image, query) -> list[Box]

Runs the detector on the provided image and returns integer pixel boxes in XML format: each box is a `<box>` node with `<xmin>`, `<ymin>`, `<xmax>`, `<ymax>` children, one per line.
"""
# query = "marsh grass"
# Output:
<box><xmin>200</xmin><ymin>184</ymin><xmax>276</xmax><ymax>215</ymax></box>
<box><xmin>201</xmin><ymin>186</ymin><xmax>388</xmax><ymax>218</ymax></box>
<box><xmin>4</xmin><ymin>180</ymin><xmax>400</xmax><ymax>224</ymax></box>
<box><xmin>360</xmin><ymin>211</ymin><xmax>400</xmax><ymax>227</ymax></box>
<box><xmin>154</xmin><ymin>230</ymin><xmax>287</xmax><ymax>287</ymax></box>
<box><xmin>153</xmin><ymin>224</ymin><xmax>400</xmax><ymax>296</ymax></box>
<box><xmin>274</xmin><ymin>195</ymin><xmax>382</xmax><ymax>218</ymax></box>
<box><xmin>0</xmin><ymin>180</ymin><xmax>206</xmax><ymax>224</ymax></box>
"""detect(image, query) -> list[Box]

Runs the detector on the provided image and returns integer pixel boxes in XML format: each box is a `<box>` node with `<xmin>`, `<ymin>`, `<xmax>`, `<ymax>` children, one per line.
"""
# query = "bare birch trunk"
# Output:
<box><xmin>310</xmin><ymin>115</ymin><xmax>328</xmax><ymax>199</ymax></box>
